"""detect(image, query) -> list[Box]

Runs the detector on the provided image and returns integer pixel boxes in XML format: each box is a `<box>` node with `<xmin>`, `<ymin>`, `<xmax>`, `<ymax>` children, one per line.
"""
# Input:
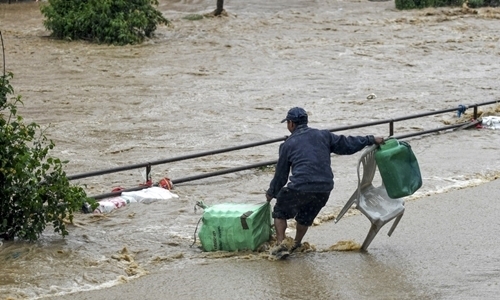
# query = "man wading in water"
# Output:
<box><xmin>266</xmin><ymin>107</ymin><xmax>384</xmax><ymax>259</ymax></box>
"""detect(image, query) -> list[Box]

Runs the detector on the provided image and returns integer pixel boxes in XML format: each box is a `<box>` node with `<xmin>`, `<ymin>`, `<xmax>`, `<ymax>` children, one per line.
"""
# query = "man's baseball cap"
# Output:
<box><xmin>281</xmin><ymin>107</ymin><xmax>308</xmax><ymax>124</ymax></box>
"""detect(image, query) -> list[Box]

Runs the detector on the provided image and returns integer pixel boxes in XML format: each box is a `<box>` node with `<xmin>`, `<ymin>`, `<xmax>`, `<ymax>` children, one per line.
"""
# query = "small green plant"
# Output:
<box><xmin>40</xmin><ymin>0</ymin><xmax>169</xmax><ymax>45</ymax></box>
<box><xmin>0</xmin><ymin>72</ymin><xmax>96</xmax><ymax>241</ymax></box>
<box><xmin>395</xmin><ymin>0</ymin><xmax>467</xmax><ymax>9</ymax></box>
<box><xmin>467</xmin><ymin>0</ymin><xmax>485</xmax><ymax>7</ymax></box>
<box><xmin>257</xmin><ymin>165</ymin><xmax>276</xmax><ymax>173</ymax></box>
<box><xmin>484</xmin><ymin>0</ymin><xmax>500</xmax><ymax>6</ymax></box>
<box><xmin>183</xmin><ymin>14</ymin><xmax>204</xmax><ymax>21</ymax></box>
<box><xmin>395</xmin><ymin>0</ymin><xmax>417</xmax><ymax>9</ymax></box>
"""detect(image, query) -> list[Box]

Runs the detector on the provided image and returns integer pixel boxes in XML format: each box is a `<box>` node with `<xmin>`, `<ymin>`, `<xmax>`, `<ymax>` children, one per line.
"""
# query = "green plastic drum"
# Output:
<box><xmin>375</xmin><ymin>138</ymin><xmax>422</xmax><ymax>199</ymax></box>
<box><xmin>198</xmin><ymin>202</ymin><xmax>272</xmax><ymax>252</ymax></box>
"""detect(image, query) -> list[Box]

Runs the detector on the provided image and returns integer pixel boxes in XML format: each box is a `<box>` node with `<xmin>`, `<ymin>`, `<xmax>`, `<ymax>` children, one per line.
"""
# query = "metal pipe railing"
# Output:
<box><xmin>88</xmin><ymin>119</ymin><xmax>480</xmax><ymax>200</ymax></box>
<box><xmin>67</xmin><ymin>138</ymin><xmax>283</xmax><ymax>181</ymax></box>
<box><xmin>70</xmin><ymin>100</ymin><xmax>498</xmax><ymax>182</ymax></box>
<box><xmin>91</xmin><ymin>160</ymin><xmax>278</xmax><ymax>200</ymax></box>
<box><xmin>76</xmin><ymin>100</ymin><xmax>498</xmax><ymax>200</ymax></box>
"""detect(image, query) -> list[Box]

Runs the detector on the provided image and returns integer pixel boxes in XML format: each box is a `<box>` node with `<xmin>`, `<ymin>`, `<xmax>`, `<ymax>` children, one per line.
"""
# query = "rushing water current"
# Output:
<box><xmin>1</xmin><ymin>1</ymin><xmax>500</xmax><ymax>299</ymax></box>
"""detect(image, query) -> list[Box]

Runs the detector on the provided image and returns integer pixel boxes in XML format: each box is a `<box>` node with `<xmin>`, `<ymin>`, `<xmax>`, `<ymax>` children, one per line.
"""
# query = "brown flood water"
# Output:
<box><xmin>1</xmin><ymin>0</ymin><xmax>500</xmax><ymax>299</ymax></box>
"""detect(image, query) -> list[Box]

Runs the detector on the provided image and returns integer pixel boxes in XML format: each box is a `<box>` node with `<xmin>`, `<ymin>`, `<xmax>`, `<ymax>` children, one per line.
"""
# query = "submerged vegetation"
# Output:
<box><xmin>1</xmin><ymin>34</ymin><xmax>96</xmax><ymax>241</ymax></box>
<box><xmin>396</xmin><ymin>0</ymin><xmax>500</xmax><ymax>9</ymax></box>
<box><xmin>40</xmin><ymin>0</ymin><xmax>169</xmax><ymax>45</ymax></box>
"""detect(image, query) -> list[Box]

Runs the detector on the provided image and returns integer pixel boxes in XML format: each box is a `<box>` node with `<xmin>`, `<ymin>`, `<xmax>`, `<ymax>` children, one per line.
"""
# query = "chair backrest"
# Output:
<box><xmin>335</xmin><ymin>145</ymin><xmax>382</xmax><ymax>223</ymax></box>
<box><xmin>358</xmin><ymin>145</ymin><xmax>378</xmax><ymax>191</ymax></box>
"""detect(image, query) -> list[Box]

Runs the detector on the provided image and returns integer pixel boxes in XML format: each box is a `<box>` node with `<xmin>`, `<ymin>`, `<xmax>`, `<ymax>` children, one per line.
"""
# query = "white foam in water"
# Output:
<box><xmin>406</xmin><ymin>176</ymin><xmax>489</xmax><ymax>201</ymax></box>
<box><xmin>32</xmin><ymin>274</ymin><xmax>145</xmax><ymax>299</ymax></box>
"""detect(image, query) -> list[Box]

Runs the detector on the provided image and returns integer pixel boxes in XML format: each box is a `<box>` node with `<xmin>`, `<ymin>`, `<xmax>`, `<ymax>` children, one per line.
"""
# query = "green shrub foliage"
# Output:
<box><xmin>40</xmin><ymin>0</ymin><xmax>169</xmax><ymax>45</ymax></box>
<box><xmin>467</xmin><ymin>0</ymin><xmax>485</xmax><ymax>7</ymax></box>
<box><xmin>396</xmin><ymin>0</ymin><xmax>499</xmax><ymax>9</ymax></box>
<box><xmin>472</xmin><ymin>0</ymin><xmax>500</xmax><ymax>6</ymax></box>
<box><xmin>395</xmin><ymin>0</ymin><xmax>459</xmax><ymax>9</ymax></box>
<box><xmin>1</xmin><ymin>73</ymin><xmax>96</xmax><ymax>241</ymax></box>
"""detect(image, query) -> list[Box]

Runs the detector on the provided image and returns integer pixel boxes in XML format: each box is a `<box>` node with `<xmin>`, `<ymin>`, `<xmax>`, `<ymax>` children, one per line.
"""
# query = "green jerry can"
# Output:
<box><xmin>197</xmin><ymin>202</ymin><xmax>272</xmax><ymax>252</ymax></box>
<box><xmin>375</xmin><ymin>138</ymin><xmax>422</xmax><ymax>199</ymax></box>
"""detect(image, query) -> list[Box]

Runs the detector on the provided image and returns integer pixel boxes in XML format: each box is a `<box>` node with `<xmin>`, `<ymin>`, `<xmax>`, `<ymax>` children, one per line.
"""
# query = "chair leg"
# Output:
<box><xmin>387</xmin><ymin>213</ymin><xmax>404</xmax><ymax>237</ymax></box>
<box><xmin>335</xmin><ymin>191</ymin><xmax>358</xmax><ymax>223</ymax></box>
<box><xmin>361</xmin><ymin>224</ymin><xmax>381</xmax><ymax>251</ymax></box>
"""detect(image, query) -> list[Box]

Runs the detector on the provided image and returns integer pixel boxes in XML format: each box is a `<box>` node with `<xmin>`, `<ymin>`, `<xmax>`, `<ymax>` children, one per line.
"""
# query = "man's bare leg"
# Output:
<box><xmin>294</xmin><ymin>222</ymin><xmax>308</xmax><ymax>245</ymax></box>
<box><xmin>274</xmin><ymin>218</ymin><xmax>287</xmax><ymax>244</ymax></box>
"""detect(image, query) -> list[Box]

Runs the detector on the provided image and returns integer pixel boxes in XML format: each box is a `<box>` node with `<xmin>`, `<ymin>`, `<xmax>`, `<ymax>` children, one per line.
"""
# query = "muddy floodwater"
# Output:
<box><xmin>1</xmin><ymin>0</ymin><xmax>500</xmax><ymax>299</ymax></box>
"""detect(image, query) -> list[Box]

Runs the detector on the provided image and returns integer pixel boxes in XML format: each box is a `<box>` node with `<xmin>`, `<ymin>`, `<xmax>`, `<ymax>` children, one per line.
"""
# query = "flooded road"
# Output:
<box><xmin>1</xmin><ymin>0</ymin><xmax>500</xmax><ymax>299</ymax></box>
<box><xmin>49</xmin><ymin>178</ymin><xmax>500</xmax><ymax>300</ymax></box>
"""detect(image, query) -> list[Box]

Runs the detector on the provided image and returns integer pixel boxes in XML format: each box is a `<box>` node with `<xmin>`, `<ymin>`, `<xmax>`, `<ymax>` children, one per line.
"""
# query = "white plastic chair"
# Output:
<box><xmin>335</xmin><ymin>145</ymin><xmax>405</xmax><ymax>251</ymax></box>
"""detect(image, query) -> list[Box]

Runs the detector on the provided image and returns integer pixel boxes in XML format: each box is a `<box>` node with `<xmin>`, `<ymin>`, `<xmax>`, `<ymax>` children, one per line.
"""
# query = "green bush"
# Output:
<box><xmin>395</xmin><ymin>0</ymin><xmax>439</xmax><ymax>9</ymax></box>
<box><xmin>40</xmin><ymin>0</ymin><xmax>169</xmax><ymax>45</ymax></box>
<box><xmin>468</xmin><ymin>0</ymin><xmax>485</xmax><ymax>7</ymax></box>
<box><xmin>395</xmin><ymin>0</ymin><xmax>416</xmax><ymax>9</ymax></box>
<box><xmin>395</xmin><ymin>0</ymin><xmax>500</xmax><ymax>9</ymax></box>
<box><xmin>484</xmin><ymin>0</ymin><xmax>500</xmax><ymax>6</ymax></box>
<box><xmin>1</xmin><ymin>73</ymin><xmax>96</xmax><ymax>241</ymax></box>
<box><xmin>395</xmin><ymin>0</ymin><xmax>466</xmax><ymax>9</ymax></box>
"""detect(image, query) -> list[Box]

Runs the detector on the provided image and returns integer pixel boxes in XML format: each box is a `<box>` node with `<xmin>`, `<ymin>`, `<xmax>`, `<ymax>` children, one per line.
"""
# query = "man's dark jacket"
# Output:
<box><xmin>267</xmin><ymin>124</ymin><xmax>375</xmax><ymax>198</ymax></box>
